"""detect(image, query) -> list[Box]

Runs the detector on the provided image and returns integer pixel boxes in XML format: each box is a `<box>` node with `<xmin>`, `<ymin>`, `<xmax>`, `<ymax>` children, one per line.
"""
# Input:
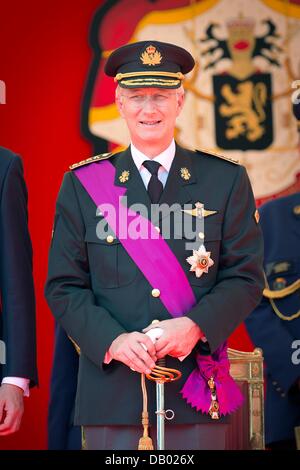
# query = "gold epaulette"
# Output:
<box><xmin>69</xmin><ymin>152</ymin><xmax>113</xmax><ymax>170</ymax></box>
<box><xmin>196</xmin><ymin>148</ymin><xmax>239</xmax><ymax>165</ymax></box>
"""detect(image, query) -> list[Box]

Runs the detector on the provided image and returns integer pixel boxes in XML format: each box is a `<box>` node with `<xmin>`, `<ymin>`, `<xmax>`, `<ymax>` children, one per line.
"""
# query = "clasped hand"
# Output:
<box><xmin>109</xmin><ymin>317</ymin><xmax>203</xmax><ymax>374</ymax></box>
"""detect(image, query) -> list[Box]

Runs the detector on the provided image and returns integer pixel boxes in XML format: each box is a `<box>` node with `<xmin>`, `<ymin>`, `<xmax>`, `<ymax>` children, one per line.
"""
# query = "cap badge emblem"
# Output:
<box><xmin>140</xmin><ymin>45</ymin><xmax>162</xmax><ymax>66</ymax></box>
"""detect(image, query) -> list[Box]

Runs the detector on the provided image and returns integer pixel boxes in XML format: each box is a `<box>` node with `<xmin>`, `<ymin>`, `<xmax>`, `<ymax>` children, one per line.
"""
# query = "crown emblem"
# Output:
<box><xmin>180</xmin><ymin>167</ymin><xmax>191</xmax><ymax>180</ymax></box>
<box><xmin>119</xmin><ymin>170</ymin><xmax>130</xmax><ymax>183</ymax></box>
<box><xmin>140</xmin><ymin>45</ymin><xmax>162</xmax><ymax>66</ymax></box>
<box><xmin>226</xmin><ymin>13</ymin><xmax>255</xmax><ymax>33</ymax></box>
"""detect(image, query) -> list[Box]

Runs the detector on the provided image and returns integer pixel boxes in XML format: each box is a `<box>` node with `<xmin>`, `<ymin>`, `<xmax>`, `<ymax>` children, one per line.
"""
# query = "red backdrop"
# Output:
<box><xmin>0</xmin><ymin>0</ymin><xmax>253</xmax><ymax>450</ymax></box>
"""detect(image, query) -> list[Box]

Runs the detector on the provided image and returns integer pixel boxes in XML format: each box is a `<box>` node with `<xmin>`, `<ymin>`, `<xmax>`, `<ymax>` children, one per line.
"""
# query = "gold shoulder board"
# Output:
<box><xmin>69</xmin><ymin>152</ymin><xmax>113</xmax><ymax>170</ymax></box>
<box><xmin>196</xmin><ymin>149</ymin><xmax>239</xmax><ymax>165</ymax></box>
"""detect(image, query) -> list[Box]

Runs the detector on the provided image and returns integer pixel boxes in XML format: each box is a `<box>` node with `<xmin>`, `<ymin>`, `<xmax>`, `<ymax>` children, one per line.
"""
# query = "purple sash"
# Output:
<box><xmin>74</xmin><ymin>160</ymin><xmax>243</xmax><ymax>416</ymax></box>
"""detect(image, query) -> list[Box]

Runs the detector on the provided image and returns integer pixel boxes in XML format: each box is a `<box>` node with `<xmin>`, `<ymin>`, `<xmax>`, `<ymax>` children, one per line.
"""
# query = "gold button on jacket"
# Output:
<box><xmin>151</xmin><ymin>288</ymin><xmax>160</xmax><ymax>298</ymax></box>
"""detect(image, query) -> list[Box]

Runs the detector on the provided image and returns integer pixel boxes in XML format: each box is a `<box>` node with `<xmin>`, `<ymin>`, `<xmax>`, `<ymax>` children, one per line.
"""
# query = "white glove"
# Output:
<box><xmin>145</xmin><ymin>327</ymin><xmax>163</xmax><ymax>344</ymax></box>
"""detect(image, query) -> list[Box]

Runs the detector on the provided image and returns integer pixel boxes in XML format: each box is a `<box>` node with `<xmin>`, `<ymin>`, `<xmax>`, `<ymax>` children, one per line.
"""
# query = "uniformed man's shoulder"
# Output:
<box><xmin>0</xmin><ymin>147</ymin><xmax>22</xmax><ymax>174</ymax></box>
<box><xmin>69</xmin><ymin>152</ymin><xmax>114</xmax><ymax>170</ymax></box>
<box><xmin>0</xmin><ymin>146</ymin><xmax>20</xmax><ymax>164</ymax></box>
<box><xmin>259</xmin><ymin>192</ymin><xmax>300</xmax><ymax>218</ymax></box>
<box><xmin>194</xmin><ymin>148</ymin><xmax>240</xmax><ymax>166</ymax></box>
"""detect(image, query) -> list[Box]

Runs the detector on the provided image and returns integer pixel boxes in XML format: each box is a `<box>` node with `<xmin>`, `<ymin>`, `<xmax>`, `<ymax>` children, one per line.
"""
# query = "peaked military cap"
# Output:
<box><xmin>105</xmin><ymin>40</ymin><xmax>195</xmax><ymax>89</ymax></box>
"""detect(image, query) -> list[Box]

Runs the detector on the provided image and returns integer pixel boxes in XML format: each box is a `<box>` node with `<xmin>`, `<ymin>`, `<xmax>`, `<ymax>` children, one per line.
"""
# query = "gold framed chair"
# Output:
<box><xmin>226</xmin><ymin>347</ymin><xmax>265</xmax><ymax>450</ymax></box>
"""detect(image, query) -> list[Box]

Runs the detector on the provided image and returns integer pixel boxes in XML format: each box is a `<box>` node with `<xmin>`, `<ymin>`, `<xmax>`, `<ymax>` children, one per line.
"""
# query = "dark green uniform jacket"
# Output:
<box><xmin>45</xmin><ymin>144</ymin><xmax>264</xmax><ymax>425</ymax></box>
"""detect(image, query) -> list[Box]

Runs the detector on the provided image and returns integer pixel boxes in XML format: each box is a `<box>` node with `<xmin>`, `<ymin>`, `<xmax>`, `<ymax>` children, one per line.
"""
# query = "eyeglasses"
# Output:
<box><xmin>121</xmin><ymin>92</ymin><xmax>177</xmax><ymax>108</ymax></box>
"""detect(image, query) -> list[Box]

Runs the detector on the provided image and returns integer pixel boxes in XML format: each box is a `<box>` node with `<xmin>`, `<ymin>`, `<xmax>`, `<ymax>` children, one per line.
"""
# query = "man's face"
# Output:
<box><xmin>116</xmin><ymin>87</ymin><xmax>184</xmax><ymax>149</ymax></box>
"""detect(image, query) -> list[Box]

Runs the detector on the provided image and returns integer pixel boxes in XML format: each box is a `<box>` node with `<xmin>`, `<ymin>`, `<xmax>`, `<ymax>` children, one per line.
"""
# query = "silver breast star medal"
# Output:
<box><xmin>186</xmin><ymin>244</ymin><xmax>214</xmax><ymax>278</ymax></box>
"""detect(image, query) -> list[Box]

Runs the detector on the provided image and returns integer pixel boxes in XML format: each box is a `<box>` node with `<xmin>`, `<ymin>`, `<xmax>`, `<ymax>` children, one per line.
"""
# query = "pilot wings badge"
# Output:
<box><xmin>182</xmin><ymin>202</ymin><xmax>217</xmax><ymax>218</ymax></box>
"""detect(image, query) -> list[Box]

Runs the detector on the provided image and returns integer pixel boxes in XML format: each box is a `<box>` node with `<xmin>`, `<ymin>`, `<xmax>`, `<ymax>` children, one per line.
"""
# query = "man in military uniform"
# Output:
<box><xmin>0</xmin><ymin>147</ymin><xmax>37</xmax><ymax>436</ymax></box>
<box><xmin>245</xmin><ymin>103</ymin><xmax>300</xmax><ymax>450</ymax></box>
<box><xmin>45</xmin><ymin>41</ymin><xmax>264</xmax><ymax>450</ymax></box>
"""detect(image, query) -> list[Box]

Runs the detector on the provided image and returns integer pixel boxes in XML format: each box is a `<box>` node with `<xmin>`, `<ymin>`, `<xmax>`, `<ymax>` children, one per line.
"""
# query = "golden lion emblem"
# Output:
<box><xmin>219</xmin><ymin>81</ymin><xmax>267</xmax><ymax>142</ymax></box>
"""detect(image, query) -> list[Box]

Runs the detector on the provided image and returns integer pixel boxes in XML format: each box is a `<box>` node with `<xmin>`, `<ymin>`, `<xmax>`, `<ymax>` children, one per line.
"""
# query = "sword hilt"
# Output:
<box><xmin>145</xmin><ymin>320</ymin><xmax>182</xmax><ymax>383</ymax></box>
<box><xmin>145</xmin><ymin>321</ymin><xmax>181</xmax><ymax>450</ymax></box>
<box><xmin>154</xmin><ymin>356</ymin><xmax>167</xmax><ymax>381</ymax></box>
<box><xmin>157</xmin><ymin>356</ymin><xmax>166</xmax><ymax>367</ymax></box>
<box><xmin>146</xmin><ymin>364</ymin><xmax>181</xmax><ymax>383</ymax></box>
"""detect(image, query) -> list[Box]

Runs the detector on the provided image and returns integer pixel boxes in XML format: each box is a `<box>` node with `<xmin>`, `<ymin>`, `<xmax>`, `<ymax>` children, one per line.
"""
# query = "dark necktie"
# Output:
<box><xmin>143</xmin><ymin>160</ymin><xmax>163</xmax><ymax>204</ymax></box>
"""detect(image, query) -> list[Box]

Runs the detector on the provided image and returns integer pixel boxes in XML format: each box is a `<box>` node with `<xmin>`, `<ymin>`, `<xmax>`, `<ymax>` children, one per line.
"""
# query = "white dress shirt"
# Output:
<box><xmin>1</xmin><ymin>377</ymin><xmax>29</xmax><ymax>396</ymax></box>
<box><xmin>130</xmin><ymin>139</ymin><xmax>176</xmax><ymax>189</ymax></box>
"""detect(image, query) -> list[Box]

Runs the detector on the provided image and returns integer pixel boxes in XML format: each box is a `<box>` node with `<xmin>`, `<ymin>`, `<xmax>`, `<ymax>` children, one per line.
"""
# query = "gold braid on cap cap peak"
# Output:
<box><xmin>114</xmin><ymin>71</ymin><xmax>185</xmax><ymax>82</ymax></box>
<box><xmin>120</xmin><ymin>78</ymin><xmax>181</xmax><ymax>87</ymax></box>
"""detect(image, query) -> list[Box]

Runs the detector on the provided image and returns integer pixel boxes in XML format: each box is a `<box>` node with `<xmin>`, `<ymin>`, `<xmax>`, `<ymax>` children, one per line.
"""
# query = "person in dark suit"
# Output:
<box><xmin>245</xmin><ymin>103</ymin><xmax>300</xmax><ymax>450</ymax></box>
<box><xmin>45</xmin><ymin>41</ymin><xmax>264</xmax><ymax>450</ymax></box>
<box><xmin>245</xmin><ymin>192</ymin><xmax>300</xmax><ymax>449</ymax></box>
<box><xmin>0</xmin><ymin>147</ymin><xmax>37</xmax><ymax>436</ymax></box>
<box><xmin>48</xmin><ymin>324</ymin><xmax>81</xmax><ymax>450</ymax></box>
